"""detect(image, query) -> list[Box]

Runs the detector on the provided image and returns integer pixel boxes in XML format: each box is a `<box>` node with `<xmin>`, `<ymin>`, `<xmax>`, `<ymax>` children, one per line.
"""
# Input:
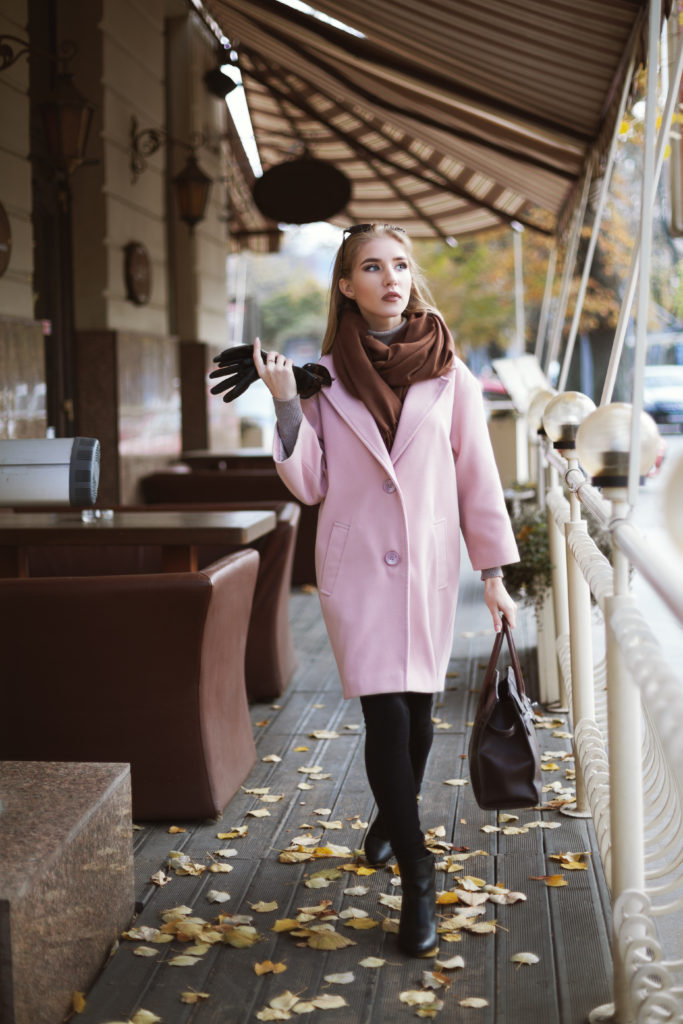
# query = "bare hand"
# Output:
<box><xmin>253</xmin><ymin>337</ymin><xmax>297</xmax><ymax>401</ymax></box>
<box><xmin>484</xmin><ymin>577</ymin><xmax>517</xmax><ymax>632</ymax></box>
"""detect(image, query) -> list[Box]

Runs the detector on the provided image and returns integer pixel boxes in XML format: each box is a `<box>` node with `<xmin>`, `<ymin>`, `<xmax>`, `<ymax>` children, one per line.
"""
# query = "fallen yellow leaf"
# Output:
<box><xmin>221</xmin><ymin>925</ymin><xmax>260</xmax><ymax>948</ymax></box>
<box><xmin>72</xmin><ymin>992</ymin><xmax>86</xmax><ymax>1014</ymax></box>
<box><xmin>435</xmin><ymin>955</ymin><xmax>465</xmax><ymax>970</ymax></box>
<box><xmin>168</xmin><ymin>955</ymin><xmax>201</xmax><ymax>967</ymax></box>
<box><xmin>343</xmin><ymin>917</ymin><xmax>379</xmax><ymax>930</ymax></box>
<box><xmin>307</xmin><ymin>930</ymin><xmax>356</xmax><ymax>949</ymax></box>
<box><xmin>251</xmin><ymin>901</ymin><xmax>279</xmax><ymax>913</ymax></box>
<box><xmin>254</xmin><ymin>960</ymin><xmax>288</xmax><ymax>975</ymax></box>
<box><xmin>133</xmin><ymin>946</ymin><xmax>158</xmax><ymax>958</ymax></box>
<box><xmin>168</xmin><ymin>826</ymin><xmax>186</xmax><ymax>834</ymax></box>
<box><xmin>180</xmin><ymin>991</ymin><xmax>210</xmax><ymax>1004</ymax></box>
<box><xmin>549</xmin><ymin>851</ymin><xmax>591</xmax><ymax>870</ymax></box>
<box><xmin>529</xmin><ymin>874</ymin><xmax>568</xmax><ymax>887</ymax></box>
<box><xmin>272</xmin><ymin>918</ymin><xmax>300</xmax><ymax>932</ymax></box>
<box><xmin>399</xmin><ymin>990</ymin><xmax>437</xmax><ymax>1006</ymax></box>
<box><xmin>359</xmin><ymin>956</ymin><xmax>386</xmax><ymax>967</ymax></box>
<box><xmin>511</xmin><ymin>952</ymin><xmax>540</xmax><ymax>966</ymax></box>
<box><xmin>459</xmin><ymin>996</ymin><xmax>489</xmax><ymax>1008</ymax></box>
<box><xmin>324</xmin><ymin>972</ymin><xmax>355</xmax><ymax>984</ymax></box>
<box><xmin>131</xmin><ymin>1013</ymin><xmax>162</xmax><ymax>1024</ymax></box>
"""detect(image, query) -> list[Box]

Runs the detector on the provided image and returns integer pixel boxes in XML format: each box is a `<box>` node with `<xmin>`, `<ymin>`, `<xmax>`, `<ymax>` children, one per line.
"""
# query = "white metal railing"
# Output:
<box><xmin>539</xmin><ymin>441</ymin><xmax>683</xmax><ymax>1024</ymax></box>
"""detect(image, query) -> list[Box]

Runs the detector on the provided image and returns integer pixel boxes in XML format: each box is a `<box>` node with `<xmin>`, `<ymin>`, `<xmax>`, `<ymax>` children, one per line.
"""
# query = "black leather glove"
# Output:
<box><xmin>209</xmin><ymin>344</ymin><xmax>332</xmax><ymax>403</ymax></box>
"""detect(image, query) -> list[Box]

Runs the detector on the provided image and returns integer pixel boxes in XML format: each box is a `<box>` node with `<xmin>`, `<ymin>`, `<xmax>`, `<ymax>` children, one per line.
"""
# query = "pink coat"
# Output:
<box><xmin>273</xmin><ymin>353</ymin><xmax>519</xmax><ymax>699</ymax></box>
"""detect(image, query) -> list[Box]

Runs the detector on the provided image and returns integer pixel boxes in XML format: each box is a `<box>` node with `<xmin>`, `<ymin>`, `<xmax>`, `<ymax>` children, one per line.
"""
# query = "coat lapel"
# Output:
<box><xmin>318</xmin><ymin>356</ymin><xmax>393</xmax><ymax>471</ymax></box>
<box><xmin>390</xmin><ymin>373</ymin><xmax>452</xmax><ymax>464</ymax></box>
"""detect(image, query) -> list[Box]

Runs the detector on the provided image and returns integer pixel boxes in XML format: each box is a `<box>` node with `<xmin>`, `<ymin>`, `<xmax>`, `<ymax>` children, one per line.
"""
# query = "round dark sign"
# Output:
<box><xmin>253</xmin><ymin>158</ymin><xmax>351</xmax><ymax>224</ymax></box>
<box><xmin>124</xmin><ymin>242</ymin><xmax>152</xmax><ymax>305</ymax></box>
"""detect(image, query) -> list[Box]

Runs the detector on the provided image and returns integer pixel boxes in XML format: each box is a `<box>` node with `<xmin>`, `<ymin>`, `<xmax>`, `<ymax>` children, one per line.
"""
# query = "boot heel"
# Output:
<box><xmin>397</xmin><ymin>853</ymin><xmax>438</xmax><ymax>958</ymax></box>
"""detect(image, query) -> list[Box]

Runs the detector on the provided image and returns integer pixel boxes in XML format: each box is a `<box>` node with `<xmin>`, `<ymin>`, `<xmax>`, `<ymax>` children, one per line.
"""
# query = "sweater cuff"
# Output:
<box><xmin>273</xmin><ymin>395</ymin><xmax>303</xmax><ymax>458</ymax></box>
<box><xmin>481</xmin><ymin>566</ymin><xmax>504</xmax><ymax>581</ymax></box>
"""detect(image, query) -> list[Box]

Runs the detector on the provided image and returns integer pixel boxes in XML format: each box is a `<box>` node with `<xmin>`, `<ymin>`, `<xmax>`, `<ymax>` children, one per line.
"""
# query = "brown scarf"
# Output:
<box><xmin>333</xmin><ymin>310</ymin><xmax>455</xmax><ymax>449</ymax></box>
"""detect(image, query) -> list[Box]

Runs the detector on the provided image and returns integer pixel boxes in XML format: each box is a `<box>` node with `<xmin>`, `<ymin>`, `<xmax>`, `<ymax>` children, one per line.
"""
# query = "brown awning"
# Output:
<box><xmin>209</xmin><ymin>0</ymin><xmax>665</xmax><ymax>244</ymax></box>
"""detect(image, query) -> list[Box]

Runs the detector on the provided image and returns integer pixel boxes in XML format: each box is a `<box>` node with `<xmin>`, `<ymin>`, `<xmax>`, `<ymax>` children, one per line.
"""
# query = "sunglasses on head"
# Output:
<box><xmin>340</xmin><ymin>223</ymin><xmax>406</xmax><ymax>259</ymax></box>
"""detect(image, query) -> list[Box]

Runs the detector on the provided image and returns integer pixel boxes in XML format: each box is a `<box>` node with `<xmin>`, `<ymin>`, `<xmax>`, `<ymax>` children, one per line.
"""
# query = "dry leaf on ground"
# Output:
<box><xmin>255</xmin><ymin>960</ymin><xmax>288</xmax><ymax>975</ymax></box>
<box><xmin>511</xmin><ymin>952</ymin><xmax>540</xmax><ymax>966</ymax></box>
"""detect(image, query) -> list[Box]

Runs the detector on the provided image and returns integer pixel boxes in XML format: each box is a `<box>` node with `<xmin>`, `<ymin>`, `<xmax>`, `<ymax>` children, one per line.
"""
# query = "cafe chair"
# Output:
<box><xmin>0</xmin><ymin>550</ymin><xmax>259</xmax><ymax>821</ymax></box>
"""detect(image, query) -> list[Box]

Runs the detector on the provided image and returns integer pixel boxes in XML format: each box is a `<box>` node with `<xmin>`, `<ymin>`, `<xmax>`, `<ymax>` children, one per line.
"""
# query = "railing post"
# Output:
<box><xmin>547</xmin><ymin>468</ymin><xmax>570</xmax><ymax>712</ymax></box>
<box><xmin>563</xmin><ymin>460</ymin><xmax>594</xmax><ymax>817</ymax></box>
<box><xmin>605</xmin><ymin>506</ymin><xmax>645</xmax><ymax>1024</ymax></box>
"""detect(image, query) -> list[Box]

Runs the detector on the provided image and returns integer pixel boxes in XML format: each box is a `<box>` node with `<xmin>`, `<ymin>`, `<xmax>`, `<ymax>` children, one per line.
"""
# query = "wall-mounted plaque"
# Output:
<box><xmin>123</xmin><ymin>241</ymin><xmax>152</xmax><ymax>305</ymax></box>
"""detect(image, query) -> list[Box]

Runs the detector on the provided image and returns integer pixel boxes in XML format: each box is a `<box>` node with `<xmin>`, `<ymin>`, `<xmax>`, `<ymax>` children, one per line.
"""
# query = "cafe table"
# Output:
<box><xmin>0</xmin><ymin>508</ymin><xmax>277</xmax><ymax>577</ymax></box>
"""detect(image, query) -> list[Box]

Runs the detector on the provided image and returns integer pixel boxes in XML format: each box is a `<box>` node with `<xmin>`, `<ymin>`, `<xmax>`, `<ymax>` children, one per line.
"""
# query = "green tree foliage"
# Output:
<box><xmin>257</xmin><ymin>281</ymin><xmax>328</xmax><ymax>350</ymax></box>
<box><xmin>414</xmin><ymin>230</ymin><xmax>553</xmax><ymax>356</ymax></box>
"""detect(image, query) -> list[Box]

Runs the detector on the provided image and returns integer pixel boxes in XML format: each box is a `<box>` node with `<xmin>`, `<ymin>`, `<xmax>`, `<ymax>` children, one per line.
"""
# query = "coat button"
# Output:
<box><xmin>384</xmin><ymin>550</ymin><xmax>400</xmax><ymax>566</ymax></box>
<box><xmin>383</xmin><ymin>479</ymin><xmax>396</xmax><ymax>493</ymax></box>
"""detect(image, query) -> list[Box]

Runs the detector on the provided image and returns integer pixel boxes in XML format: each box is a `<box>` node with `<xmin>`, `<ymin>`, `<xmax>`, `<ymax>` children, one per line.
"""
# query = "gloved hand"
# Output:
<box><xmin>209</xmin><ymin>344</ymin><xmax>332</xmax><ymax>402</ymax></box>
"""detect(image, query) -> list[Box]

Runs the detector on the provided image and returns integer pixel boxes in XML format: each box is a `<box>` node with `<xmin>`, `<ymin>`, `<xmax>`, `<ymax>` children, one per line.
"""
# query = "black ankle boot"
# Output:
<box><xmin>364</xmin><ymin>817</ymin><xmax>393</xmax><ymax>866</ymax></box>
<box><xmin>397</xmin><ymin>853</ymin><xmax>438</xmax><ymax>957</ymax></box>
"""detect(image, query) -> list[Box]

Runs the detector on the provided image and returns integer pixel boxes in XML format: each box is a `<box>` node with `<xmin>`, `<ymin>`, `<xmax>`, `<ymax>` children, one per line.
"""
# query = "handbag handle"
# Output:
<box><xmin>481</xmin><ymin>614</ymin><xmax>526</xmax><ymax>698</ymax></box>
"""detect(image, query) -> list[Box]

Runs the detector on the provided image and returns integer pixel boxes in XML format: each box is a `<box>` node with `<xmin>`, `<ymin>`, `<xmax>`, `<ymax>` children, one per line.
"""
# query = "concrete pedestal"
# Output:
<box><xmin>0</xmin><ymin>761</ymin><xmax>134</xmax><ymax>1024</ymax></box>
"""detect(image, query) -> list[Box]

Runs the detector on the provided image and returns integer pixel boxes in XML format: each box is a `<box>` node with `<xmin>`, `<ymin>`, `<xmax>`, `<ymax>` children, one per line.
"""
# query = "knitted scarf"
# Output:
<box><xmin>333</xmin><ymin>309</ymin><xmax>455</xmax><ymax>449</ymax></box>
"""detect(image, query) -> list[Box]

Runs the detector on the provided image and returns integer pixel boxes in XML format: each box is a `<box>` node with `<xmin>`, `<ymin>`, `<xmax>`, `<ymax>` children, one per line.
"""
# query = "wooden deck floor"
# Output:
<box><xmin>76</xmin><ymin>557</ymin><xmax>612</xmax><ymax>1024</ymax></box>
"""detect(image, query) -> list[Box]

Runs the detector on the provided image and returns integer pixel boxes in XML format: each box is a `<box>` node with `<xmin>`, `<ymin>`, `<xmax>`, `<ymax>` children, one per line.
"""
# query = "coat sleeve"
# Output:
<box><xmin>450</xmin><ymin>363</ymin><xmax>520</xmax><ymax>571</ymax></box>
<box><xmin>272</xmin><ymin>394</ymin><xmax>328</xmax><ymax>506</ymax></box>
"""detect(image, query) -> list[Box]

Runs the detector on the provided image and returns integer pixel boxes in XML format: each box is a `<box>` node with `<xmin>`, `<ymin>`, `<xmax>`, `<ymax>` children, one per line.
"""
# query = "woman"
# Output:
<box><xmin>253</xmin><ymin>224</ymin><xmax>519</xmax><ymax>958</ymax></box>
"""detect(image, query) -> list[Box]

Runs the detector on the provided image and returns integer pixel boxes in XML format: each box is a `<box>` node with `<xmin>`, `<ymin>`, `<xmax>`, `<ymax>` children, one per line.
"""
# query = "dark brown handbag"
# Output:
<box><xmin>468</xmin><ymin>615</ymin><xmax>542</xmax><ymax>810</ymax></box>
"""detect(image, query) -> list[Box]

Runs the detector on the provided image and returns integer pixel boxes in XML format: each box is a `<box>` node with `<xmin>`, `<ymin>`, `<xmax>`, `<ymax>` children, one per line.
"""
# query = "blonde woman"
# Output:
<box><xmin>253</xmin><ymin>224</ymin><xmax>519</xmax><ymax>958</ymax></box>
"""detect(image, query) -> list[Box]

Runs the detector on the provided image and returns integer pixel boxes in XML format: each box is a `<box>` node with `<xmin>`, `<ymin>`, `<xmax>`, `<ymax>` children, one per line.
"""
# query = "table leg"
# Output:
<box><xmin>161</xmin><ymin>545</ymin><xmax>197</xmax><ymax>572</ymax></box>
<box><xmin>0</xmin><ymin>547</ymin><xmax>27</xmax><ymax>578</ymax></box>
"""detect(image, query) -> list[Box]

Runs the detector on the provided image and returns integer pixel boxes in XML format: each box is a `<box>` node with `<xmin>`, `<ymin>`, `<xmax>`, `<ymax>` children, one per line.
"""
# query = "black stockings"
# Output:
<box><xmin>360</xmin><ymin>692</ymin><xmax>434</xmax><ymax>862</ymax></box>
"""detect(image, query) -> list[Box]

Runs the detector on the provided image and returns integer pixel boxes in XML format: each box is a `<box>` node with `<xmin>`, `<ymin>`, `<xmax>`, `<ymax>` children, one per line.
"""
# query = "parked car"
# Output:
<box><xmin>643</xmin><ymin>364</ymin><xmax>683</xmax><ymax>431</ymax></box>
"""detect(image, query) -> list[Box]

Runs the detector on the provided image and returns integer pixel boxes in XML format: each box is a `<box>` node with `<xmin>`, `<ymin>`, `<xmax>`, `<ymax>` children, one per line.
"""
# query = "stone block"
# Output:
<box><xmin>0</xmin><ymin>761</ymin><xmax>135</xmax><ymax>1024</ymax></box>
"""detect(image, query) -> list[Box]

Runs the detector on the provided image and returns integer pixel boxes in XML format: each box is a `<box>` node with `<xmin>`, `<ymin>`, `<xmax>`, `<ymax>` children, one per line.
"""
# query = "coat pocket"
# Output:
<box><xmin>319</xmin><ymin>521</ymin><xmax>350</xmax><ymax>596</ymax></box>
<box><xmin>434</xmin><ymin>519</ymin><xmax>448</xmax><ymax>590</ymax></box>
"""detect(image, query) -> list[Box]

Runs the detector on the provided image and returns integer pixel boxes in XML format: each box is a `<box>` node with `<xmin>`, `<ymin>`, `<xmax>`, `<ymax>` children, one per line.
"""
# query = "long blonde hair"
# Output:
<box><xmin>321</xmin><ymin>225</ymin><xmax>437</xmax><ymax>354</ymax></box>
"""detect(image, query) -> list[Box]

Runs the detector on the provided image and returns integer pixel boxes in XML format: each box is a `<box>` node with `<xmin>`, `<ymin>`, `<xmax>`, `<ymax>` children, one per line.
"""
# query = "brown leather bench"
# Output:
<box><xmin>0</xmin><ymin>550</ymin><xmax>259</xmax><ymax>821</ymax></box>
<box><xmin>140</xmin><ymin>467</ymin><xmax>317</xmax><ymax>585</ymax></box>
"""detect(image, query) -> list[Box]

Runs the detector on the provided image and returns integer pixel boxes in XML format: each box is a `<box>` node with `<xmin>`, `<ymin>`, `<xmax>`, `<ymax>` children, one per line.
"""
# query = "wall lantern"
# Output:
<box><xmin>575</xmin><ymin>402</ymin><xmax>660</xmax><ymax>495</ymax></box>
<box><xmin>0</xmin><ymin>35</ymin><xmax>92</xmax><ymax>178</ymax></box>
<box><xmin>41</xmin><ymin>72</ymin><xmax>93</xmax><ymax>177</ymax></box>
<box><xmin>129</xmin><ymin>116</ymin><xmax>212</xmax><ymax>231</ymax></box>
<box><xmin>542</xmin><ymin>391</ymin><xmax>596</xmax><ymax>452</ymax></box>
